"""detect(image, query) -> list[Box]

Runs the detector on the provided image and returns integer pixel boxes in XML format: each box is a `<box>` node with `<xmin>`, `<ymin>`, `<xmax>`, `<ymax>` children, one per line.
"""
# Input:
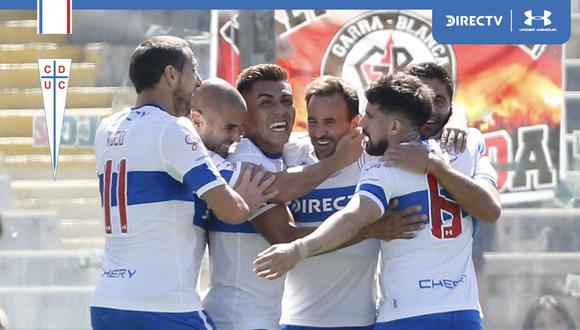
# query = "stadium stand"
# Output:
<box><xmin>0</xmin><ymin>10</ymin><xmax>213</xmax><ymax>328</ymax></box>
<box><xmin>0</xmin><ymin>10</ymin><xmax>111</xmax><ymax>329</ymax></box>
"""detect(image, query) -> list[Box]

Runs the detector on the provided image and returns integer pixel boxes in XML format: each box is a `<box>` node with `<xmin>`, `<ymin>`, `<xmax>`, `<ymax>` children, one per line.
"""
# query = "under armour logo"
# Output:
<box><xmin>524</xmin><ymin>10</ymin><xmax>552</xmax><ymax>27</ymax></box>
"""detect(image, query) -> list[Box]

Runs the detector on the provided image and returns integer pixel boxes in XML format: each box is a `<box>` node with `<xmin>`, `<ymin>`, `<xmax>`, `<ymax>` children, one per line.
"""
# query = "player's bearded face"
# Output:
<box><xmin>360</xmin><ymin>103</ymin><xmax>390</xmax><ymax>156</ymax></box>
<box><xmin>307</xmin><ymin>93</ymin><xmax>354</xmax><ymax>160</ymax></box>
<box><xmin>172</xmin><ymin>53</ymin><xmax>200</xmax><ymax>118</ymax></box>
<box><xmin>172</xmin><ymin>78</ymin><xmax>192</xmax><ymax>117</ymax></box>
<box><xmin>364</xmin><ymin>132</ymin><xmax>390</xmax><ymax>156</ymax></box>
<box><xmin>419</xmin><ymin>77</ymin><xmax>452</xmax><ymax>139</ymax></box>
<box><xmin>204</xmin><ymin>110</ymin><xmax>244</xmax><ymax>158</ymax></box>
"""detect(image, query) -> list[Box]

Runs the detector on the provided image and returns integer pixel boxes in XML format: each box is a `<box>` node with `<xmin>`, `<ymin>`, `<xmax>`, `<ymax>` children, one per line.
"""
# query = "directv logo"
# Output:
<box><xmin>445</xmin><ymin>15</ymin><xmax>503</xmax><ymax>27</ymax></box>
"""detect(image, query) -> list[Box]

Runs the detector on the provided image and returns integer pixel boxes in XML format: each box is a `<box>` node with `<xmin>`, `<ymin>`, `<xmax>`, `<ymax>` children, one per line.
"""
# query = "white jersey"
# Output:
<box><xmin>355</xmin><ymin>130</ymin><xmax>497</xmax><ymax>322</ymax></box>
<box><xmin>193</xmin><ymin>152</ymin><xmax>242</xmax><ymax>291</ymax></box>
<box><xmin>282</xmin><ymin>137</ymin><xmax>380</xmax><ymax>327</ymax></box>
<box><xmin>91</xmin><ymin>105</ymin><xmax>226</xmax><ymax>313</ymax></box>
<box><xmin>203</xmin><ymin>138</ymin><xmax>286</xmax><ymax>330</ymax></box>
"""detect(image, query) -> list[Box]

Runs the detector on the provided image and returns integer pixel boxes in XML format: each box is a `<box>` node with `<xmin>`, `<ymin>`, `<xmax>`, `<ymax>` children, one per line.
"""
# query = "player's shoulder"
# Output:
<box><xmin>283</xmin><ymin>133</ymin><xmax>317</xmax><ymax>167</ymax></box>
<box><xmin>464</xmin><ymin>127</ymin><xmax>486</xmax><ymax>157</ymax></box>
<box><xmin>229</xmin><ymin>138</ymin><xmax>262</xmax><ymax>160</ymax></box>
<box><xmin>360</xmin><ymin>158</ymin><xmax>397</xmax><ymax>177</ymax></box>
<box><xmin>210</xmin><ymin>151</ymin><xmax>233</xmax><ymax>170</ymax></box>
<box><xmin>99</xmin><ymin>107</ymin><xmax>130</xmax><ymax>127</ymax></box>
<box><xmin>358</xmin><ymin>159</ymin><xmax>404</xmax><ymax>198</ymax></box>
<box><xmin>357</xmin><ymin>152</ymin><xmax>380</xmax><ymax>170</ymax></box>
<box><xmin>156</xmin><ymin>112</ymin><xmax>200</xmax><ymax>142</ymax></box>
<box><xmin>467</xmin><ymin>128</ymin><xmax>485</xmax><ymax>145</ymax></box>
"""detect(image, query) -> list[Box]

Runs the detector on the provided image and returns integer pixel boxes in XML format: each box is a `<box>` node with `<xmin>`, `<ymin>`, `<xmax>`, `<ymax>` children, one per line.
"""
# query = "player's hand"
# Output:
<box><xmin>253</xmin><ymin>242</ymin><xmax>301</xmax><ymax>280</ymax></box>
<box><xmin>332</xmin><ymin>127</ymin><xmax>364</xmax><ymax>169</ymax></box>
<box><xmin>236</xmin><ymin>164</ymin><xmax>279</xmax><ymax>215</ymax></box>
<box><xmin>383</xmin><ymin>142</ymin><xmax>430</xmax><ymax>174</ymax></box>
<box><xmin>363</xmin><ymin>199</ymin><xmax>426</xmax><ymax>240</ymax></box>
<box><xmin>440</xmin><ymin>118</ymin><xmax>468</xmax><ymax>153</ymax></box>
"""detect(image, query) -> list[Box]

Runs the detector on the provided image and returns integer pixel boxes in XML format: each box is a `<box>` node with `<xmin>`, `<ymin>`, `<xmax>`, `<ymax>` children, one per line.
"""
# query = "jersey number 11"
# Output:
<box><xmin>101</xmin><ymin>159</ymin><xmax>128</xmax><ymax>234</ymax></box>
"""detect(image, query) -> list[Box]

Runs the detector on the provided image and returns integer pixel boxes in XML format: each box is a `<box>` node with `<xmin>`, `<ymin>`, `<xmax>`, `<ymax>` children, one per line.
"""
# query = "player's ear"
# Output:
<box><xmin>191</xmin><ymin>110</ymin><xmax>205</xmax><ymax>131</ymax></box>
<box><xmin>390</xmin><ymin>118</ymin><xmax>402</xmax><ymax>136</ymax></box>
<box><xmin>241</xmin><ymin>113</ymin><xmax>250</xmax><ymax>135</ymax></box>
<box><xmin>350</xmin><ymin>114</ymin><xmax>361</xmax><ymax>128</ymax></box>
<box><xmin>163</xmin><ymin>65</ymin><xmax>178</xmax><ymax>88</ymax></box>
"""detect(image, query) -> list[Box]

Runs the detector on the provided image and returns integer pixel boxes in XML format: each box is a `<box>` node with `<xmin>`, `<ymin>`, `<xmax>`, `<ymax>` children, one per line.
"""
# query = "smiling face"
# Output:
<box><xmin>194</xmin><ymin>103</ymin><xmax>245</xmax><ymax>158</ymax></box>
<box><xmin>243</xmin><ymin>80</ymin><xmax>296</xmax><ymax>153</ymax></box>
<box><xmin>191</xmin><ymin>78</ymin><xmax>246</xmax><ymax>158</ymax></box>
<box><xmin>307</xmin><ymin>93</ymin><xmax>357</xmax><ymax>159</ymax></box>
<box><xmin>419</xmin><ymin>77</ymin><xmax>452</xmax><ymax>139</ymax></box>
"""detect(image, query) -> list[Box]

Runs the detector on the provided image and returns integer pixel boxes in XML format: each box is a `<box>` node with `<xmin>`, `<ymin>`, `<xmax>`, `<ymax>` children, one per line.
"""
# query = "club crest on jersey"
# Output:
<box><xmin>320</xmin><ymin>11</ymin><xmax>456</xmax><ymax>89</ymax></box>
<box><xmin>38</xmin><ymin>59</ymin><xmax>71</xmax><ymax>179</ymax></box>
<box><xmin>185</xmin><ymin>135</ymin><xmax>200</xmax><ymax>151</ymax></box>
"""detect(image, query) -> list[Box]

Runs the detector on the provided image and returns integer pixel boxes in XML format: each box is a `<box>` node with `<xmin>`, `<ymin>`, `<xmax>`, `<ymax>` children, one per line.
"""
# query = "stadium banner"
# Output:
<box><xmin>32</xmin><ymin>115</ymin><xmax>101</xmax><ymax>148</ymax></box>
<box><xmin>217</xmin><ymin>10</ymin><xmax>564</xmax><ymax>204</ymax></box>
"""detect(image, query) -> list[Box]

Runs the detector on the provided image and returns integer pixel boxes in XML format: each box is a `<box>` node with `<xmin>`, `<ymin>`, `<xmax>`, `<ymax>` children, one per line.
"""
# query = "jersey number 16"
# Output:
<box><xmin>427</xmin><ymin>174</ymin><xmax>462</xmax><ymax>239</ymax></box>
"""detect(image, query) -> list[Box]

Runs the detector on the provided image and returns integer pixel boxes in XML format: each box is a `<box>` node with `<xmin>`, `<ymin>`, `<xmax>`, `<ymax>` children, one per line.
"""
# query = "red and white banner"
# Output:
<box><xmin>217</xmin><ymin>10</ymin><xmax>564</xmax><ymax>203</ymax></box>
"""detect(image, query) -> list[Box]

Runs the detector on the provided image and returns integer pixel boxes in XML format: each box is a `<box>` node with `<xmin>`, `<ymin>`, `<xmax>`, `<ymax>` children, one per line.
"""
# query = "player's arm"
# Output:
<box><xmin>357</xmin><ymin>199</ymin><xmax>426</xmax><ymax>241</ymax></box>
<box><xmin>200</xmin><ymin>186</ymin><xmax>250</xmax><ymax>223</ymax></box>
<box><xmin>428</xmin><ymin>155</ymin><xmax>500</xmax><ymax>223</ymax></box>
<box><xmin>253</xmin><ymin>194</ymin><xmax>381</xmax><ymax>279</ymax></box>
<box><xmin>251</xmin><ymin>204</ymin><xmax>316</xmax><ymax>244</ymax></box>
<box><xmin>203</xmin><ymin>165</ymin><xmax>279</xmax><ymax>223</ymax></box>
<box><xmin>253</xmin><ymin>198</ymin><xmax>423</xmax><ymax>253</ymax></box>
<box><xmin>440</xmin><ymin>107</ymin><xmax>469</xmax><ymax>152</ymax></box>
<box><xmin>384</xmin><ymin>143</ymin><xmax>501</xmax><ymax>223</ymax></box>
<box><xmin>161</xmin><ymin>119</ymin><xmax>276</xmax><ymax>224</ymax></box>
<box><xmin>267</xmin><ymin>128</ymin><xmax>364</xmax><ymax>203</ymax></box>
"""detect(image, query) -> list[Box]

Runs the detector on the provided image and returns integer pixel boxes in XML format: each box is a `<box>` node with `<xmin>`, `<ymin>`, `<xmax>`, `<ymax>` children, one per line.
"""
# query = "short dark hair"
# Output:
<box><xmin>305</xmin><ymin>76</ymin><xmax>359</xmax><ymax>120</ymax></box>
<box><xmin>236</xmin><ymin>64</ymin><xmax>288</xmax><ymax>95</ymax></box>
<box><xmin>405</xmin><ymin>62</ymin><xmax>454</xmax><ymax>99</ymax></box>
<box><xmin>365</xmin><ymin>73</ymin><xmax>433</xmax><ymax>128</ymax></box>
<box><xmin>129</xmin><ymin>36</ymin><xmax>190</xmax><ymax>93</ymax></box>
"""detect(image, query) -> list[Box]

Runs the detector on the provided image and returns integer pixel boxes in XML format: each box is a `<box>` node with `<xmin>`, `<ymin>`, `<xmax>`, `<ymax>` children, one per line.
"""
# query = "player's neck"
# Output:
<box><xmin>246</xmin><ymin>135</ymin><xmax>283</xmax><ymax>157</ymax></box>
<box><xmin>399</xmin><ymin>131</ymin><xmax>421</xmax><ymax>144</ymax></box>
<box><xmin>135</xmin><ymin>89</ymin><xmax>175</xmax><ymax>116</ymax></box>
<box><xmin>433</xmin><ymin>129</ymin><xmax>443</xmax><ymax>140</ymax></box>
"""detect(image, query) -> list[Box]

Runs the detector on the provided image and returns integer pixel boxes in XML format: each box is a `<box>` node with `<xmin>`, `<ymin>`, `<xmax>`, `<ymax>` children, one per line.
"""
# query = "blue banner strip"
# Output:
<box><xmin>0</xmin><ymin>0</ymin><xmax>453</xmax><ymax>10</ymax></box>
<box><xmin>0</xmin><ymin>0</ymin><xmax>570</xmax><ymax>44</ymax></box>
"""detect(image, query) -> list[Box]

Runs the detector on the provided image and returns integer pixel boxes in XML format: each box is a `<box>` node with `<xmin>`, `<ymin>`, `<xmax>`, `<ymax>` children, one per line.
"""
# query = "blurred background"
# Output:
<box><xmin>0</xmin><ymin>7</ymin><xmax>578</xmax><ymax>330</ymax></box>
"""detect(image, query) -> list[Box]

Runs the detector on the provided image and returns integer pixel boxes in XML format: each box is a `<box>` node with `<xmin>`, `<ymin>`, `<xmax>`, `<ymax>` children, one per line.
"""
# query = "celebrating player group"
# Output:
<box><xmin>90</xmin><ymin>35</ymin><xmax>501</xmax><ymax>330</ymax></box>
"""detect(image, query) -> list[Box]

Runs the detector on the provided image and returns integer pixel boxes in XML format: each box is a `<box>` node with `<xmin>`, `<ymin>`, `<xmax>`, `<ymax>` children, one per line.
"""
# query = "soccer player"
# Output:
<box><xmin>281</xmin><ymin>76</ymin><xmax>429</xmax><ymax>330</ymax></box>
<box><xmin>90</xmin><ymin>36</ymin><xmax>275</xmax><ymax>330</ymax></box>
<box><xmin>255</xmin><ymin>72</ymin><xmax>500</xmax><ymax>330</ymax></box>
<box><xmin>382</xmin><ymin>62</ymin><xmax>501</xmax><ymax>224</ymax></box>
<box><xmin>200</xmin><ymin>66</ymin><xmax>366</xmax><ymax>330</ymax></box>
